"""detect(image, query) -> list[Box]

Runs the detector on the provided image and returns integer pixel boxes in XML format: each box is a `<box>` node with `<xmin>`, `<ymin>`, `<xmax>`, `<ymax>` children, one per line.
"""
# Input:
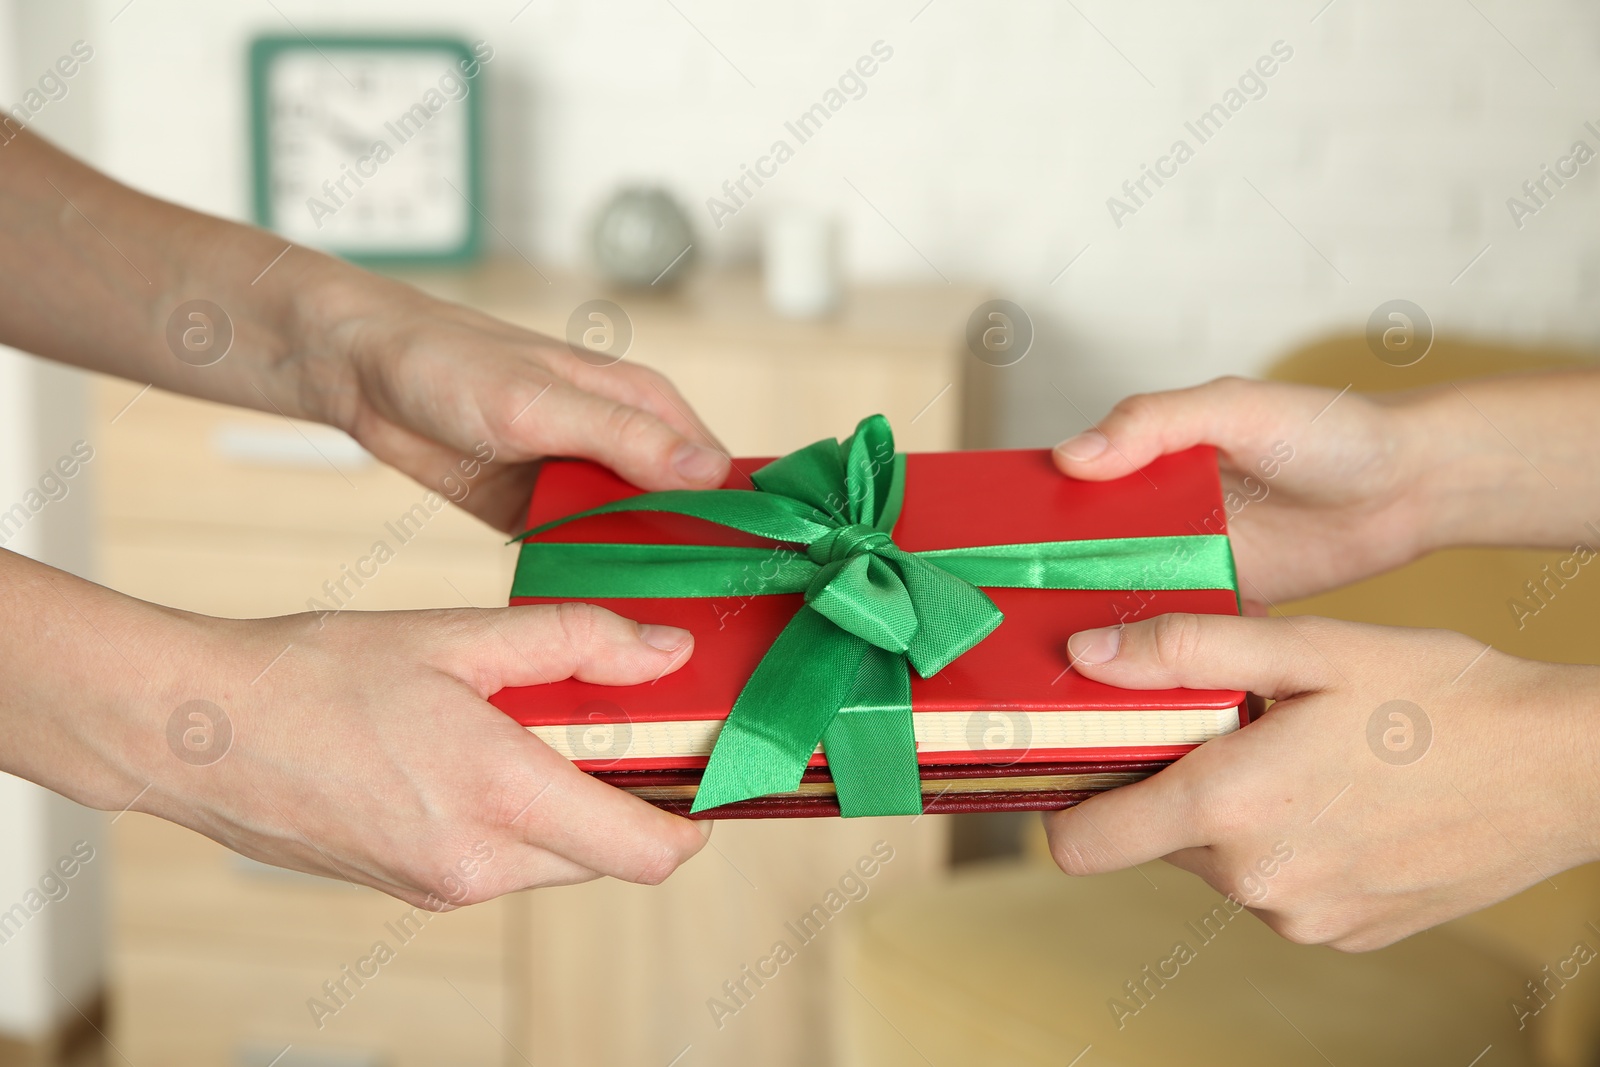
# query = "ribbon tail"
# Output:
<box><xmin>821</xmin><ymin>643</ymin><xmax>922</xmax><ymax>817</ymax></box>
<box><xmin>691</xmin><ymin>607</ymin><xmax>867</xmax><ymax>813</ymax></box>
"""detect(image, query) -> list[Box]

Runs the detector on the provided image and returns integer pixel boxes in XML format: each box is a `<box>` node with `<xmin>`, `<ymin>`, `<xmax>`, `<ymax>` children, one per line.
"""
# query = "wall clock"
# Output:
<box><xmin>249</xmin><ymin>35</ymin><xmax>488</xmax><ymax>265</ymax></box>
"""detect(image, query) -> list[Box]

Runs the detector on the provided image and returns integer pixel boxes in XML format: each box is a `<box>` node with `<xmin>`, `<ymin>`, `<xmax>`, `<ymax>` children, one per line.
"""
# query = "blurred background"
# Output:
<box><xmin>4</xmin><ymin>1</ymin><xmax>1600</xmax><ymax>1065</ymax></box>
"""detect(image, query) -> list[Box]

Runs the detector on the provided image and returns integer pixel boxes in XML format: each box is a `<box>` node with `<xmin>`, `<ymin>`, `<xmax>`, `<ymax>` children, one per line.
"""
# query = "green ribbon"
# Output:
<box><xmin>512</xmin><ymin>415</ymin><xmax>1237</xmax><ymax>818</ymax></box>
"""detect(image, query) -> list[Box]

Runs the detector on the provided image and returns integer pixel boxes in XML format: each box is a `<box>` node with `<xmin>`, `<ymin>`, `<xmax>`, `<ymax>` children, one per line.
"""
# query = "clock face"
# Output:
<box><xmin>251</xmin><ymin>38</ymin><xmax>482</xmax><ymax>261</ymax></box>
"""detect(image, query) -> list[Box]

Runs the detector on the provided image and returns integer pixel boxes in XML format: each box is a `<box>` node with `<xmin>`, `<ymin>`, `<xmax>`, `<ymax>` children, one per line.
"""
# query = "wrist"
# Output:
<box><xmin>1528</xmin><ymin>660</ymin><xmax>1600</xmax><ymax>871</ymax></box>
<box><xmin>0</xmin><ymin>559</ymin><xmax>218</xmax><ymax>812</ymax></box>
<box><xmin>1382</xmin><ymin>385</ymin><xmax>1527</xmax><ymax>555</ymax></box>
<box><xmin>1395</xmin><ymin>382</ymin><xmax>1568</xmax><ymax>556</ymax></box>
<box><xmin>264</xmin><ymin>251</ymin><xmax>395</xmax><ymax>431</ymax></box>
<box><xmin>63</xmin><ymin>601</ymin><xmax>290</xmax><ymax>822</ymax></box>
<box><xmin>159</xmin><ymin>220</ymin><xmax>384</xmax><ymax>429</ymax></box>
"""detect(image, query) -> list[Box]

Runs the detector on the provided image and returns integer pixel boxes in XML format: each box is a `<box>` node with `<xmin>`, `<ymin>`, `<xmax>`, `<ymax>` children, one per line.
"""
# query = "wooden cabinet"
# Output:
<box><xmin>98</xmin><ymin>384</ymin><xmax>522</xmax><ymax>1066</ymax></box>
<box><xmin>110</xmin><ymin>814</ymin><xmax>511</xmax><ymax>1067</ymax></box>
<box><xmin>98</xmin><ymin>263</ymin><xmax>981</xmax><ymax>1067</ymax></box>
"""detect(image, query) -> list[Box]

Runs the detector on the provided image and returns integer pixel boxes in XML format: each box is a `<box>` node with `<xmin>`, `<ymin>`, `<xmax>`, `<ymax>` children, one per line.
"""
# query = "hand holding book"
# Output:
<box><xmin>1045</xmin><ymin>611</ymin><xmax>1598</xmax><ymax>952</ymax></box>
<box><xmin>0</xmin><ymin>548</ymin><xmax>711</xmax><ymax>909</ymax></box>
<box><xmin>1046</xmin><ymin>372</ymin><xmax>1600</xmax><ymax>950</ymax></box>
<box><xmin>1052</xmin><ymin>376</ymin><xmax>1427</xmax><ymax>609</ymax></box>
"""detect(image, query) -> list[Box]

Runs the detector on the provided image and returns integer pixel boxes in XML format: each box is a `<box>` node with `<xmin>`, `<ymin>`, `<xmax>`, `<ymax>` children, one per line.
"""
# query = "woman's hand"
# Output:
<box><xmin>4</xmin><ymin>130</ymin><xmax>727</xmax><ymax>532</ymax></box>
<box><xmin>297</xmin><ymin>274</ymin><xmax>730</xmax><ymax>533</ymax></box>
<box><xmin>1052</xmin><ymin>378</ymin><xmax>1428</xmax><ymax>606</ymax></box>
<box><xmin>0</xmin><ymin>131</ymin><xmax>731</xmax><ymax>535</ymax></box>
<box><xmin>1044</xmin><ymin>612</ymin><xmax>1600</xmax><ymax>950</ymax></box>
<box><xmin>164</xmin><ymin>603</ymin><xmax>709</xmax><ymax>907</ymax></box>
<box><xmin>3</xmin><ymin>552</ymin><xmax>709</xmax><ymax>910</ymax></box>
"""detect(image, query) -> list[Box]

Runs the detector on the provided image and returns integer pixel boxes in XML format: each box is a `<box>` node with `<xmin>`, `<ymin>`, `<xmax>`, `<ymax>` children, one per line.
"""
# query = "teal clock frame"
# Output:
<box><xmin>248</xmin><ymin>34</ymin><xmax>485</xmax><ymax>267</ymax></box>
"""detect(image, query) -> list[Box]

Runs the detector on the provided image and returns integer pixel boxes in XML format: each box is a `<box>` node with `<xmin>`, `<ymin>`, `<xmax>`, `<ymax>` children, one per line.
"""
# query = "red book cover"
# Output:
<box><xmin>490</xmin><ymin>444</ymin><xmax>1246</xmax><ymax>784</ymax></box>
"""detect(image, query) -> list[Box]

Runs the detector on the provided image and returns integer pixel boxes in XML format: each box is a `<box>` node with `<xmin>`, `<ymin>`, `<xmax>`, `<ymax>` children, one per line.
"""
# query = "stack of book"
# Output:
<box><xmin>491</xmin><ymin>443</ymin><xmax>1245</xmax><ymax>817</ymax></box>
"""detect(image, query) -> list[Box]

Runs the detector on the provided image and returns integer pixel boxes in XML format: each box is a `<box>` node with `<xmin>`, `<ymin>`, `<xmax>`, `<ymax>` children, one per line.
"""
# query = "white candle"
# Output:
<box><xmin>763</xmin><ymin>209</ymin><xmax>839</xmax><ymax>319</ymax></box>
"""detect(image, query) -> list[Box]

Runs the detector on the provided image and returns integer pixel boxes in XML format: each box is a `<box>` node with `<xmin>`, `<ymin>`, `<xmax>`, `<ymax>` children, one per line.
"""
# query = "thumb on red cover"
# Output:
<box><xmin>439</xmin><ymin>602</ymin><xmax>694</xmax><ymax>694</ymax></box>
<box><xmin>504</xmin><ymin>379</ymin><xmax>730</xmax><ymax>491</ymax></box>
<box><xmin>1065</xmin><ymin>612</ymin><xmax>1332</xmax><ymax>700</ymax></box>
<box><xmin>1051</xmin><ymin>379</ymin><xmax>1248</xmax><ymax>481</ymax></box>
<box><xmin>1052</xmin><ymin>376</ymin><xmax>1335</xmax><ymax>482</ymax></box>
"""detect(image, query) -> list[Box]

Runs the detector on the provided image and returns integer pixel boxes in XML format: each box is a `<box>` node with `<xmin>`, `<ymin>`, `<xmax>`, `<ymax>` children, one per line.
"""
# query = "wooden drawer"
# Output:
<box><xmin>95</xmin><ymin>378</ymin><xmax>504</xmax><ymax>544</ymax></box>
<box><xmin>99</xmin><ymin>519</ymin><xmax>514</xmax><ymax>618</ymax></box>
<box><xmin>111</xmin><ymin>813</ymin><xmax>506</xmax><ymax>969</ymax></box>
<box><xmin>92</xmin><ymin>375</ymin><xmax>514</xmax><ymax>618</ymax></box>
<box><xmin>111</xmin><ymin>942</ymin><xmax>508</xmax><ymax>1067</ymax></box>
<box><xmin>111</xmin><ymin>814</ymin><xmax>516</xmax><ymax>1067</ymax></box>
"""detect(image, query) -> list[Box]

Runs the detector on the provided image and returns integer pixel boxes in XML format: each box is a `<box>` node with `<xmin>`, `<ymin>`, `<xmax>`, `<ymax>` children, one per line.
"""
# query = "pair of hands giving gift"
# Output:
<box><xmin>4</xmin><ymin>130</ymin><xmax>1597</xmax><ymax>951</ymax></box>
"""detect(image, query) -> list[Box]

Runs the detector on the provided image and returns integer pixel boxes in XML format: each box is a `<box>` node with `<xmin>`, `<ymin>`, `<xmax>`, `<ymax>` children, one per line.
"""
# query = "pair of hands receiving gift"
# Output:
<box><xmin>1046</xmin><ymin>375</ymin><xmax>1600</xmax><ymax>950</ymax></box>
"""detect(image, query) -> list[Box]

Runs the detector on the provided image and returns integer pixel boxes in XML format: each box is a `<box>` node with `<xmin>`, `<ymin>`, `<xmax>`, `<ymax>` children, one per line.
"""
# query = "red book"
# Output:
<box><xmin>490</xmin><ymin>444</ymin><xmax>1245</xmax><ymax>817</ymax></box>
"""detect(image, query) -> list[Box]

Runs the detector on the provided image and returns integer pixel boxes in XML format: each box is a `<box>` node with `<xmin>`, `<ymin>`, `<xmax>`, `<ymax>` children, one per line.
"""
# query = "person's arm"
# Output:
<box><xmin>0</xmin><ymin>130</ymin><xmax>729</xmax><ymax>532</ymax></box>
<box><xmin>1052</xmin><ymin>374</ymin><xmax>1600</xmax><ymax>607</ymax></box>
<box><xmin>0</xmin><ymin>547</ymin><xmax>708</xmax><ymax>907</ymax></box>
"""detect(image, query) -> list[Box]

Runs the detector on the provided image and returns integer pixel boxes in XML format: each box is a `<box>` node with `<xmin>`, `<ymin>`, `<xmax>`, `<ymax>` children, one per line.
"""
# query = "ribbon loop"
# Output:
<box><xmin>879</xmin><ymin>548</ymin><xmax>1005</xmax><ymax>677</ymax></box>
<box><xmin>843</xmin><ymin>414</ymin><xmax>898</xmax><ymax>528</ymax></box>
<box><xmin>805</xmin><ymin>553</ymin><xmax>920</xmax><ymax>655</ymax></box>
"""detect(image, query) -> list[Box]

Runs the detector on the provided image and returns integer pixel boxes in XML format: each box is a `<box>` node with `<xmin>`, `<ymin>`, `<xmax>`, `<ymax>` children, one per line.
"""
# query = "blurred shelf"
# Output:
<box><xmin>389</xmin><ymin>260</ymin><xmax>985</xmax><ymax>456</ymax></box>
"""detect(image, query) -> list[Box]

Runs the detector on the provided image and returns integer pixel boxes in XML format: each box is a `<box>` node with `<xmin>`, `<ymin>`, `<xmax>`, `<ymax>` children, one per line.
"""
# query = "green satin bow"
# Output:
<box><xmin>512</xmin><ymin>415</ymin><xmax>1238</xmax><ymax>817</ymax></box>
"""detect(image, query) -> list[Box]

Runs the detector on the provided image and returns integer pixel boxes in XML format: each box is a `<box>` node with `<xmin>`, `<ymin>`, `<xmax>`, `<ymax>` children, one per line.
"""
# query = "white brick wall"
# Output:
<box><xmin>45</xmin><ymin>0</ymin><xmax>1600</xmax><ymax>444</ymax></box>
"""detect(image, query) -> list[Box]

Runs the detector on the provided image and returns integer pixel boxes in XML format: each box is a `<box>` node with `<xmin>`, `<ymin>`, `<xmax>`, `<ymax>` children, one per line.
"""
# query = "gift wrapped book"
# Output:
<box><xmin>490</xmin><ymin>415</ymin><xmax>1245</xmax><ymax>818</ymax></box>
